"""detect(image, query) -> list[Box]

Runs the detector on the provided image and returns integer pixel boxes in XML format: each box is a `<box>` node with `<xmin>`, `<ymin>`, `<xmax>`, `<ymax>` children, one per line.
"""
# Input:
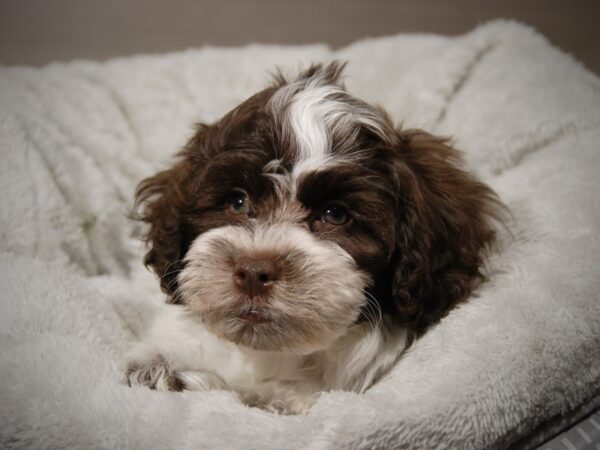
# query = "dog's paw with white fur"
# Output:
<box><xmin>126</xmin><ymin>355</ymin><xmax>184</xmax><ymax>391</ymax></box>
<box><xmin>126</xmin><ymin>354</ymin><xmax>229</xmax><ymax>392</ymax></box>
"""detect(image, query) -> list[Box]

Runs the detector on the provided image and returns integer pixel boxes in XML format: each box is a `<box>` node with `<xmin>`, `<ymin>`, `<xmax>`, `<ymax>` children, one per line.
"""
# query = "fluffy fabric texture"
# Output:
<box><xmin>1</xmin><ymin>20</ymin><xmax>599</xmax><ymax>449</ymax></box>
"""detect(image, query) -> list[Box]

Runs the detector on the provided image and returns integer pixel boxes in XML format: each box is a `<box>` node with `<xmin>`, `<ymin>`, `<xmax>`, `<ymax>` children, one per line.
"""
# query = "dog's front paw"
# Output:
<box><xmin>126</xmin><ymin>356</ymin><xmax>183</xmax><ymax>391</ymax></box>
<box><xmin>174</xmin><ymin>370</ymin><xmax>229</xmax><ymax>391</ymax></box>
<box><xmin>126</xmin><ymin>356</ymin><xmax>230</xmax><ymax>392</ymax></box>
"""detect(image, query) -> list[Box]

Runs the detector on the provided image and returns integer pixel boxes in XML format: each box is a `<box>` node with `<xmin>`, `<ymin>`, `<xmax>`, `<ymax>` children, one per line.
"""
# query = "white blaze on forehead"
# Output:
<box><xmin>287</xmin><ymin>85</ymin><xmax>356</xmax><ymax>181</ymax></box>
<box><xmin>268</xmin><ymin>75</ymin><xmax>387</xmax><ymax>185</ymax></box>
<box><xmin>287</xmin><ymin>85</ymin><xmax>342</xmax><ymax>162</ymax></box>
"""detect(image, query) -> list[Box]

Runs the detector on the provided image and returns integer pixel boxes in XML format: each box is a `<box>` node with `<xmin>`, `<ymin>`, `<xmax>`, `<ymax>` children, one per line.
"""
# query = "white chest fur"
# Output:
<box><xmin>127</xmin><ymin>304</ymin><xmax>407</xmax><ymax>413</ymax></box>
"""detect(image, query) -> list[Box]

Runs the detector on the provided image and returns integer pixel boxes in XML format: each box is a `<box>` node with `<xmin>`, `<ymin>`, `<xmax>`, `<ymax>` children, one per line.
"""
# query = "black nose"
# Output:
<box><xmin>233</xmin><ymin>257</ymin><xmax>281</xmax><ymax>298</ymax></box>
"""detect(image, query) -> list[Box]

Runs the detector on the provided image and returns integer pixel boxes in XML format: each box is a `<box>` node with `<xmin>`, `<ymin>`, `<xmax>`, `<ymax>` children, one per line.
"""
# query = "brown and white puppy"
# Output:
<box><xmin>126</xmin><ymin>62</ymin><xmax>502</xmax><ymax>414</ymax></box>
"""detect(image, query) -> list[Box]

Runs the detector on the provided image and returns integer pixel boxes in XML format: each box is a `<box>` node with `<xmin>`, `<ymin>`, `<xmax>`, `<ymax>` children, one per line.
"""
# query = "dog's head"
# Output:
<box><xmin>135</xmin><ymin>62</ymin><xmax>501</xmax><ymax>353</ymax></box>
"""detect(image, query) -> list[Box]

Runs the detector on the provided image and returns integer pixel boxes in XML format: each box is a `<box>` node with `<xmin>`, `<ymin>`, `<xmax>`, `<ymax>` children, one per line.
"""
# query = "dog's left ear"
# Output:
<box><xmin>389</xmin><ymin>130</ymin><xmax>503</xmax><ymax>332</ymax></box>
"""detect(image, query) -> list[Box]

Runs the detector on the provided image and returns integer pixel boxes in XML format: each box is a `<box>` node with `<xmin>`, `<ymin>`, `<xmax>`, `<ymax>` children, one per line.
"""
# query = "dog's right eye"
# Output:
<box><xmin>226</xmin><ymin>191</ymin><xmax>250</xmax><ymax>215</ymax></box>
<box><xmin>321</xmin><ymin>204</ymin><xmax>349</xmax><ymax>225</ymax></box>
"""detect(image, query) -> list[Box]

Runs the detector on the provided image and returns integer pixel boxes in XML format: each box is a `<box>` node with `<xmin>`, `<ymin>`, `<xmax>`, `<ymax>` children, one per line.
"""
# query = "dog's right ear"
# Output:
<box><xmin>134</xmin><ymin>158</ymin><xmax>193</xmax><ymax>303</ymax></box>
<box><xmin>387</xmin><ymin>130</ymin><xmax>503</xmax><ymax>332</ymax></box>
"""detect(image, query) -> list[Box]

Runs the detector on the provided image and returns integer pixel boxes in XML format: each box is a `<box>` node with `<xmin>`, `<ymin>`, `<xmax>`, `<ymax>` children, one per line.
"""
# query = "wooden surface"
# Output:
<box><xmin>0</xmin><ymin>0</ymin><xmax>599</xmax><ymax>74</ymax></box>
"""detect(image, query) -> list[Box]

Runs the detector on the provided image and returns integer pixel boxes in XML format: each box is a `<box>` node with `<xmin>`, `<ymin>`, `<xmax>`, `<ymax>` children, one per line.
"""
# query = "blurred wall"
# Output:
<box><xmin>1</xmin><ymin>0</ymin><xmax>599</xmax><ymax>74</ymax></box>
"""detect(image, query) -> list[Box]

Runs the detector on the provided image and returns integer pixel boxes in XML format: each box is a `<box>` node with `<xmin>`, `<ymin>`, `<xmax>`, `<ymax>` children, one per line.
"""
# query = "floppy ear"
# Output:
<box><xmin>390</xmin><ymin>130</ymin><xmax>502</xmax><ymax>332</ymax></box>
<box><xmin>134</xmin><ymin>159</ymin><xmax>193</xmax><ymax>303</ymax></box>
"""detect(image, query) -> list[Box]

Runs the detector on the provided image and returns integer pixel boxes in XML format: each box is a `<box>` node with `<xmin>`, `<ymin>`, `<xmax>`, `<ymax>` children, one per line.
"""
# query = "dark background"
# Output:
<box><xmin>1</xmin><ymin>0</ymin><xmax>599</xmax><ymax>74</ymax></box>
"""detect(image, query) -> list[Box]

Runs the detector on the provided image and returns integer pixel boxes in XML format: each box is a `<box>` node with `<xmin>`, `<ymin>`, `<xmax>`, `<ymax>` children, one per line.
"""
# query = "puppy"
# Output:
<box><xmin>126</xmin><ymin>62</ymin><xmax>502</xmax><ymax>414</ymax></box>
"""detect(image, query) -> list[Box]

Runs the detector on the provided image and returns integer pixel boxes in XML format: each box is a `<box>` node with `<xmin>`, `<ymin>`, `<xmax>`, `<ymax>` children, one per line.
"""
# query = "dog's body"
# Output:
<box><xmin>128</xmin><ymin>304</ymin><xmax>407</xmax><ymax>413</ymax></box>
<box><xmin>126</xmin><ymin>62</ymin><xmax>501</xmax><ymax>414</ymax></box>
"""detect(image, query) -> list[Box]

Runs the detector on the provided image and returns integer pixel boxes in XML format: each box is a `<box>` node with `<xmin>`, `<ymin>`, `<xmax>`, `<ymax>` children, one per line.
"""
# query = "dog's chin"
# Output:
<box><xmin>199</xmin><ymin>304</ymin><xmax>357</xmax><ymax>354</ymax></box>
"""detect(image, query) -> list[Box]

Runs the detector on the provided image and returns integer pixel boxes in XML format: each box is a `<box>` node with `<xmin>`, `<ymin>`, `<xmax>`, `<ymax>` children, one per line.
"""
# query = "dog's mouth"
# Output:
<box><xmin>196</xmin><ymin>288</ymin><xmax>364</xmax><ymax>352</ymax></box>
<box><xmin>237</xmin><ymin>305</ymin><xmax>272</xmax><ymax>324</ymax></box>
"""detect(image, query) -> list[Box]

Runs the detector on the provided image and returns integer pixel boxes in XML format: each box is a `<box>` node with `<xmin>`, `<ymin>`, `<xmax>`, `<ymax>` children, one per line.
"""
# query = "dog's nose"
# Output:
<box><xmin>233</xmin><ymin>257</ymin><xmax>280</xmax><ymax>297</ymax></box>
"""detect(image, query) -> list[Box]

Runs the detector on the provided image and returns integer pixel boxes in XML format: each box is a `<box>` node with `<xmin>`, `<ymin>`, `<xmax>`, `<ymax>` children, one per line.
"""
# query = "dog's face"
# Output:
<box><xmin>135</xmin><ymin>63</ymin><xmax>500</xmax><ymax>353</ymax></box>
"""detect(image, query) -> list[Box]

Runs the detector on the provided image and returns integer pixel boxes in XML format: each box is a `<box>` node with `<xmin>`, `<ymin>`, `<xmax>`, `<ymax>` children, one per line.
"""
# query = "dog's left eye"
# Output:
<box><xmin>226</xmin><ymin>191</ymin><xmax>250</xmax><ymax>215</ymax></box>
<box><xmin>320</xmin><ymin>204</ymin><xmax>349</xmax><ymax>225</ymax></box>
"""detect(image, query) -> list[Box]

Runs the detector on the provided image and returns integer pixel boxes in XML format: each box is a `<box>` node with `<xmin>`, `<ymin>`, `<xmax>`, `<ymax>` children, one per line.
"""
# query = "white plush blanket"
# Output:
<box><xmin>1</xmin><ymin>21</ymin><xmax>599</xmax><ymax>449</ymax></box>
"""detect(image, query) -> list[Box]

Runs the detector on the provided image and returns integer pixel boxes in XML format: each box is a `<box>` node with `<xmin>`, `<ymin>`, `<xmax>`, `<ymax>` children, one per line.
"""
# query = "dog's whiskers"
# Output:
<box><xmin>362</xmin><ymin>290</ymin><xmax>382</xmax><ymax>330</ymax></box>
